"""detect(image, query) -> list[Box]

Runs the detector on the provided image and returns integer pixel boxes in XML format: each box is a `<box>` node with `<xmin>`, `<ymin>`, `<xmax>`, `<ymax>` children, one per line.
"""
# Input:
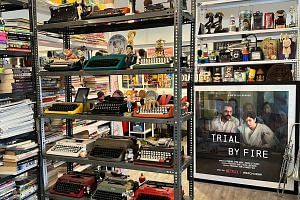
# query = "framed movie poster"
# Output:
<box><xmin>194</xmin><ymin>84</ymin><xmax>298</xmax><ymax>191</ymax></box>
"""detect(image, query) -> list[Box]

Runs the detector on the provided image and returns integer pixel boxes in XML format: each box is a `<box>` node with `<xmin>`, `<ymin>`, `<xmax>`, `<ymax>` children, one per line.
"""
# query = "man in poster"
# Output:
<box><xmin>211</xmin><ymin>103</ymin><xmax>240</xmax><ymax>133</ymax></box>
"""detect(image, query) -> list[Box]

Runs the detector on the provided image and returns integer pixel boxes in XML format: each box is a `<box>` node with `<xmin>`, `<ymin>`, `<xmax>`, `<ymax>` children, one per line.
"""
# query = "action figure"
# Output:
<box><xmin>154</xmin><ymin>39</ymin><xmax>166</xmax><ymax>57</ymax></box>
<box><xmin>205</xmin><ymin>12</ymin><xmax>214</xmax><ymax>34</ymax></box>
<box><xmin>281</xmin><ymin>33</ymin><xmax>292</xmax><ymax>59</ymax></box>
<box><xmin>275</xmin><ymin>10</ymin><xmax>286</xmax><ymax>28</ymax></box>
<box><xmin>125</xmin><ymin>45</ymin><xmax>137</xmax><ymax>68</ymax></box>
<box><xmin>213</xmin><ymin>12</ymin><xmax>225</xmax><ymax>33</ymax></box>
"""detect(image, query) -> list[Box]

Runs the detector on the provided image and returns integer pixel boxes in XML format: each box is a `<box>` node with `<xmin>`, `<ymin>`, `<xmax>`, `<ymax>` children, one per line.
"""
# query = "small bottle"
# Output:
<box><xmin>139</xmin><ymin>173</ymin><xmax>146</xmax><ymax>183</ymax></box>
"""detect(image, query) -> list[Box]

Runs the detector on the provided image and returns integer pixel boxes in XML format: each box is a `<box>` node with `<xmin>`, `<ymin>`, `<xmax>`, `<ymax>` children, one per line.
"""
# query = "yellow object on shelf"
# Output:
<box><xmin>44</xmin><ymin>102</ymin><xmax>85</xmax><ymax>115</ymax></box>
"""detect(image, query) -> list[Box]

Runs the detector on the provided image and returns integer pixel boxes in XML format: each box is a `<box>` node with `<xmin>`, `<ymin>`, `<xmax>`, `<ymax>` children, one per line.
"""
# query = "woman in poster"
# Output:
<box><xmin>238</xmin><ymin>111</ymin><xmax>275</xmax><ymax>148</ymax></box>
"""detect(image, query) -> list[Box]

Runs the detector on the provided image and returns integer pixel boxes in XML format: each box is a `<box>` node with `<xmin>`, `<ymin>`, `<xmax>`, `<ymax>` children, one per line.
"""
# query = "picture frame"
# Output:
<box><xmin>194</xmin><ymin>84</ymin><xmax>299</xmax><ymax>191</ymax></box>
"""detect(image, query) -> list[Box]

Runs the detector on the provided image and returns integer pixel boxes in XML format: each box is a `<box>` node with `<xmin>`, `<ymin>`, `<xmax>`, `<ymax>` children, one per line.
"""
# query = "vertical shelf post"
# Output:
<box><xmin>63</xmin><ymin>30</ymin><xmax>74</xmax><ymax>172</ymax></box>
<box><xmin>173</xmin><ymin>0</ymin><xmax>183</xmax><ymax>199</ymax></box>
<box><xmin>188</xmin><ymin>0</ymin><xmax>196</xmax><ymax>199</ymax></box>
<box><xmin>28</xmin><ymin>0</ymin><xmax>46</xmax><ymax>198</ymax></box>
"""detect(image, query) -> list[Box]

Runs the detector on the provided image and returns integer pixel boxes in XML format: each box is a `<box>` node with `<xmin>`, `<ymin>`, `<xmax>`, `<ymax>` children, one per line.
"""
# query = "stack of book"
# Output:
<box><xmin>0</xmin><ymin>140</ymin><xmax>38</xmax><ymax>175</ymax></box>
<box><xmin>0</xmin><ymin>180</ymin><xmax>16</xmax><ymax>199</ymax></box>
<box><xmin>2</xmin><ymin>18</ymin><xmax>31</xmax><ymax>52</ymax></box>
<box><xmin>0</xmin><ymin>99</ymin><xmax>34</xmax><ymax>139</ymax></box>
<box><xmin>15</xmin><ymin>177</ymin><xmax>38</xmax><ymax>200</ymax></box>
<box><xmin>12</xmin><ymin>67</ymin><xmax>33</xmax><ymax>95</ymax></box>
<box><xmin>83</xmin><ymin>76</ymin><xmax>109</xmax><ymax>98</ymax></box>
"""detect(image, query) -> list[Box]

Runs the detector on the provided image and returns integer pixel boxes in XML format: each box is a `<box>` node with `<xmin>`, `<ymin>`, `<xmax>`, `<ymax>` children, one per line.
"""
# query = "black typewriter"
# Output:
<box><xmin>44</xmin><ymin>59</ymin><xmax>83</xmax><ymax>71</ymax></box>
<box><xmin>83</xmin><ymin>54</ymin><xmax>127</xmax><ymax>70</ymax></box>
<box><xmin>90</xmin><ymin>96</ymin><xmax>127</xmax><ymax>115</ymax></box>
<box><xmin>144</xmin><ymin>1</ymin><xmax>172</xmax><ymax>12</ymax></box>
<box><xmin>88</xmin><ymin>136</ymin><xmax>138</xmax><ymax>162</ymax></box>
<box><xmin>82</xmin><ymin>6</ymin><xmax>130</xmax><ymax>20</ymax></box>
<box><xmin>46</xmin><ymin>3</ymin><xmax>79</xmax><ymax>24</ymax></box>
<box><xmin>91</xmin><ymin>179</ymin><xmax>127</xmax><ymax>200</ymax></box>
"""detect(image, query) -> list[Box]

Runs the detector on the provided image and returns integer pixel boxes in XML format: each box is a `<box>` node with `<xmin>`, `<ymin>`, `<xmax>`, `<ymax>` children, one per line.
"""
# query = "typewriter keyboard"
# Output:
<box><xmin>92</xmin><ymin>103</ymin><xmax>124</xmax><ymax>113</ymax></box>
<box><xmin>90</xmin><ymin>147</ymin><xmax>123</xmax><ymax>159</ymax></box>
<box><xmin>52</xmin><ymin>144</ymin><xmax>82</xmax><ymax>153</ymax></box>
<box><xmin>140</xmin><ymin>150</ymin><xmax>172</xmax><ymax>163</ymax></box>
<box><xmin>87</xmin><ymin>59</ymin><xmax>120</xmax><ymax>68</ymax></box>
<box><xmin>48</xmin><ymin>103</ymin><xmax>79</xmax><ymax>112</ymax></box>
<box><xmin>137</xmin><ymin>106</ymin><xmax>170</xmax><ymax>115</ymax></box>
<box><xmin>54</xmin><ymin>182</ymin><xmax>83</xmax><ymax>194</ymax></box>
<box><xmin>136</xmin><ymin>194</ymin><xmax>170</xmax><ymax>200</ymax></box>
<box><xmin>92</xmin><ymin>190</ymin><xmax>124</xmax><ymax>200</ymax></box>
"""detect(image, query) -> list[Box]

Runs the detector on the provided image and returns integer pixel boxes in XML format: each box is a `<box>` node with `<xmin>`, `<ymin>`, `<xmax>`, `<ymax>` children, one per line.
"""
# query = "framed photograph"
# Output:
<box><xmin>194</xmin><ymin>84</ymin><xmax>299</xmax><ymax>191</ymax></box>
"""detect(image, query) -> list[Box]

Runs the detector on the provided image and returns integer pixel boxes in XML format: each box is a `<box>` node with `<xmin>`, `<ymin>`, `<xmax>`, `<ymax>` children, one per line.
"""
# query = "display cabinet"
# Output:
<box><xmin>195</xmin><ymin>0</ymin><xmax>300</xmax><ymax>193</ymax></box>
<box><xmin>35</xmin><ymin>1</ymin><xmax>196</xmax><ymax>199</ymax></box>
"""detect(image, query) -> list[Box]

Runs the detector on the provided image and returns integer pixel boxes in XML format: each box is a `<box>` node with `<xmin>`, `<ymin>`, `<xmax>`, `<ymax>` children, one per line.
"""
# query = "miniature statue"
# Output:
<box><xmin>229</xmin><ymin>15</ymin><xmax>236</xmax><ymax>32</ymax></box>
<box><xmin>289</xmin><ymin>6</ymin><xmax>296</xmax><ymax>27</ymax></box>
<box><xmin>139</xmin><ymin>173</ymin><xmax>146</xmax><ymax>184</ymax></box>
<box><xmin>275</xmin><ymin>10</ymin><xmax>286</xmax><ymax>29</ymax></box>
<box><xmin>128</xmin><ymin>30</ymin><xmax>136</xmax><ymax>46</ymax></box>
<box><xmin>281</xmin><ymin>33</ymin><xmax>292</xmax><ymax>59</ymax></box>
<box><xmin>205</xmin><ymin>12</ymin><xmax>214</xmax><ymax>34</ymax></box>
<box><xmin>129</xmin><ymin>0</ymin><xmax>136</xmax><ymax>14</ymax></box>
<box><xmin>144</xmin><ymin>0</ymin><xmax>152</xmax><ymax>7</ymax></box>
<box><xmin>247</xmin><ymin>68</ymin><xmax>256</xmax><ymax>83</ymax></box>
<box><xmin>76</xmin><ymin>0</ymin><xmax>83</xmax><ymax>20</ymax></box>
<box><xmin>154</xmin><ymin>39</ymin><xmax>166</xmax><ymax>57</ymax></box>
<box><xmin>125</xmin><ymin>45</ymin><xmax>137</xmax><ymax>68</ymax></box>
<box><xmin>256</xmin><ymin>68</ymin><xmax>265</xmax><ymax>82</ymax></box>
<box><xmin>213</xmin><ymin>12</ymin><xmax>225</xmax><ymax>33</ymax></box>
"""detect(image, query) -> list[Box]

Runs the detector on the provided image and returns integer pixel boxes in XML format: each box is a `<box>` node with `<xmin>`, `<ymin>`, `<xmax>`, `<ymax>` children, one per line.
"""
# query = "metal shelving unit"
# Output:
<box><xmin>36</xmin><ymin>1</ymin><xmax>196</xmax><ymax>200</ymax></box>
<box><xmin>0</xmin><ymin>0</ymin><xmax>39</xmax><ymax>199</ymax></box>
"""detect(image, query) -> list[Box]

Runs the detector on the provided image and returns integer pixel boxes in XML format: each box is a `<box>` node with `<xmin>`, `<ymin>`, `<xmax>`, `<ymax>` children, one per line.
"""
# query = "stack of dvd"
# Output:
<box><xmin>12</xmin><ymin>67</ymin><xmax>33</xmax><ymax>98</ymax></box>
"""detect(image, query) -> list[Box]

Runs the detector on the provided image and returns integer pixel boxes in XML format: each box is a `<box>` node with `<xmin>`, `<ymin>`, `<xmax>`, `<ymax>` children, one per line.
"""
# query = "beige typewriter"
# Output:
<box><xmin>47</xmin><ymin>138</ymin><xmax>94</xmax><ymax>157</ymax></box>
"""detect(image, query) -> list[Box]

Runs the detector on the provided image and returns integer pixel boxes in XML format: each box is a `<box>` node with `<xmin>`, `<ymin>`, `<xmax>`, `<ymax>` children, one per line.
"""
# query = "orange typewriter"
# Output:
<box><xmin>132</xmin><ymin>93</ymin><xmax>174</xmax><ymax>118</ymax></box>
<box><xmin>134</xmin><ymin>181</ymin><xmax>176</xmax><ymax>200</ymax></box>
<box><xmin>49</xmin><ymin>172</ymin><xmax>97</xmax><ymax>198</ymax></box>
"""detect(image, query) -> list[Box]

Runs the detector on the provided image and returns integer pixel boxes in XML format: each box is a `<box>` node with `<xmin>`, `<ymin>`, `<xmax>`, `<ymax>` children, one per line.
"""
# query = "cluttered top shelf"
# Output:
<box><xmin>37</xmin><ymin>9</ymin><xmax>193</xmax><ymax>34</ymax></box>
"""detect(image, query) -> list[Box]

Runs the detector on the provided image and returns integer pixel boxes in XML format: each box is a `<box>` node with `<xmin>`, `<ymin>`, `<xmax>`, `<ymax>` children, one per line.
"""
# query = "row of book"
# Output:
<box><xmin>0</xmin><ymin>18</ymin><xmax>31</xmax><ymax>52</ymax></box>
<box><xmin>0</xmin><ymin>177</ymin><xmax>38</xmax><ymax>200</ymax></box>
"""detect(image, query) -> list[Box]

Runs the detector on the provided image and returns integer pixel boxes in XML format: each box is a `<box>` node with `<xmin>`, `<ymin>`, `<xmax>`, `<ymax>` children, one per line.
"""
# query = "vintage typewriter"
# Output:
<box><xmin>46</xmin><ymin>3</ymin><xmax>79</xmax><ymax>24</ymax></box>
<box><xmin>83</xmin><ymin>54</ymin><xmax>127</xmax><ymax>71</ymax></box>
<box><xmin>43</xmin><ymin>59</ymin><xmax>83</xmax><ymax>71</ymax></box>
<box><xmin>131</xmin><ymin>57</ymin><xmax>173</xmax><ymax>69</ymax></box>
<box><xmin>132</xmin><ymin>105</ymin><xmax>174</xmax><ymax>118</ymax></box>
<box><xmin>134</xmin><ymin>145</ymin><xmax>174</xmax><ymax>168</ymax></box>
<box><xmin>44</xmin><ymin>88</ymin><xmax>89</xmax><ymax>115</ymax></box>
<box><xmin>49</xmin><ymin>172</ymin><xmax>97</xmax><ymax>198</ymax></box>
<box><xmin>91</xmin><ymin>179</ymin><xmax>127</xmax><ymax>200</ymax></box>
<box><xmin>134</xmin><ymin>181</ymin><xmax>175</xmax><ymax>200</ymax></box>
<box><xmin>144</xmin><ymin>1</ymin><xmax>172</xmax><ymax>12</ymax></box>
<box><xmin>82</xmin><ymin>6</ymin><xmax>130</xmax><ymax>20</ymax></box>
<box><xmin>90</xmin><ymin>96</ymin><xmax>127</xmax><ymax>115</ymax></box>
<box><xmin>46</xmin><ymin>138</ymin><xmax>94</xmax><ymax>157</ymax></box>
<box><xmin>88</xmin><ymin>136</ymin><xmax>138</xmax><ymax>162</ymax></box>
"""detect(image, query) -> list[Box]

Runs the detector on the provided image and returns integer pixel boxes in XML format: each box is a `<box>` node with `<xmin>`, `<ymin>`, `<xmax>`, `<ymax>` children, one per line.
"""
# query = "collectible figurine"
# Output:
<box><xmin>253</xmin><ymin>11</ymin><xmax>263</xmax><ymax>30</ymax></box>
<box><xmin>275</xmin><ymin>10</ymin><xmax>286</xmax><ymax>28</ymax></box>
<box><xmin>229</xmin><ymin>15</ymin><xmax>236</xmax><ymax>32</ymax></box>
<box><xmin>199</xmin><ymin>71</ymin><xmax>211</xmax><ymax>82</ymax></box>
<box><xmin>125</xmin><ymin>45</ymin><xmax>137</xmax><ymax>68</ymax></box>
<box><xmin>205</xmin><ymin>12</ymin><xmax>214</xmax><ymax>34</ymax></box>
<box><xmin>144</xmin><ymin>0</ymin><xmax>152</xmax><ymax>7</ymax></box>
<box><xmin>128</xmin><ymin>30</ymin><xmax>136</xmax><ymax>46</ymax></box>
<box><xmin>76</xmin><ymin>0</ymin><xmax>83</xmax><ymax>20</ymax></box>
<box><xmin>208</xmin><ymin>51</ymin><xmax>218</xmax><ymax>63</ymax></box>
<box><xmin>155</xmin><ymin>39</ymin><xmax>166</xmax><ymax>57</ymax></box>
<box><xmin>129</xmin><ymin>0</ymin><xmax>136</xmax><ymax>14</ymax></box>
<box><xmin>213</xmin><ymin>12</ymin><xmax>225</xmax><ymax>33</ymax></box>
<box><xmin>264</xmin><ymin>12</ymin><xmax>275</xmax><ymax>29</ymax></box>
<box><xmin>242</xmin><ymin>48</ymin><xmax>250</xmax><ymax>61</ymax></box>
<box><xmin>247</xmin><ymin>68</ymin><xmax>256</xmax><ymax>83</ymax></box>
<box><xmin>261</xmin><ymin>38</ymin><xmax>278</xmax><ymax>60</ymax></box>
<box><xmin>281</xmin><ymin>33</ymin><xmax>292</xmax><ymax>59</ymax></box>
<box><xmin>289</xmin><ymin>6</ymin><xmax>297</xmax><ymax>27</ymax></box>
<box><xmin>224</xmin><ymin>66</ymin><xmax>234</xmax><ymax>82</ymax></box>
<box><xmin>256</xmin><ymin>68</ymin><xmax>265</xmax><ymax>82</ymax></box>
<box><xmin>239</xmin><ymin>10</ymin><xmax>252</xmax><ymax>31</ymax></box>
<box><xmin>144</xmin><ymin>90</ymin><xmax>157</xmax><ymax>110</ymax></box>
<box><xmin>234</xmin><ymin>68</ymin><xmax>247</xmax><ymax>82</ymax></box>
